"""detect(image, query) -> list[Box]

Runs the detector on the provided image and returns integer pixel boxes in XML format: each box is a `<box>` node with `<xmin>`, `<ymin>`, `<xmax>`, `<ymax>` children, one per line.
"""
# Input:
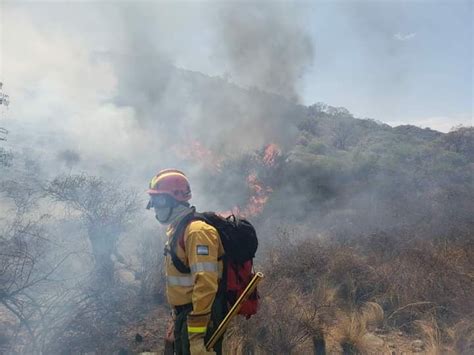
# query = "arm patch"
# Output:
<box><xmin>196</xmin><ymin>245</ymin><xmax>209</xmax><ymax>255</ymax></box>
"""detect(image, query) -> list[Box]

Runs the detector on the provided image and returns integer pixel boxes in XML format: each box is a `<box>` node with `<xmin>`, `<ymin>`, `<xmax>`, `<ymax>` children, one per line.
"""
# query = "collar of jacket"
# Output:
<box><xmin>166</xmin><ymin>206</ymin><xmax>196</xmax><ymax>238</ymax></box>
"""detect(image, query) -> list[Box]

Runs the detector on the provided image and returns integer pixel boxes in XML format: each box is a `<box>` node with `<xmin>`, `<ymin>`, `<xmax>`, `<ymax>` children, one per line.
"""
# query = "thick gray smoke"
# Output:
<box><xmin>215</xmin><ymin>4</ymin><xmax>314</xmax><ymax>101</ymax></box>
<box><xmin>1</xmin><ymin>1</ymin><xmax>313</xmax><ymax>188</ymax></box>
<box><xmin>94</xmin><ymin>2</ymin><xmax>312</xmax><ymax>177</ymax></box>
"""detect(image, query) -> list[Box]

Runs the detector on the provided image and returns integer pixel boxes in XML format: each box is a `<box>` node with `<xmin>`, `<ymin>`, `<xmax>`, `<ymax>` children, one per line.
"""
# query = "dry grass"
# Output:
<box><xmin>448</xmin><ymin>320</ymin><xmax>474</xmax><ymax>355</ymax></box>
<box><xmin>242</xmin><ymin>227</ymin><xmax>474</xmax><ymax>354</ymax></box>
<box><xmin>334</xmin><ymin>311</ymin><xmax>371</xmax><ymax>354</ymax></box>
<box><xmin>359</xmin><ymin>302</ymin><xmax>384</xmax><ymax>332</ymax></box>
<box><xmin>7</xmin><ymin>225</ymin><xmax>468</xmax><ymax>354</ymax></box>
<box><xmin>330</xmin><ymin>302</ymin><xmax>384</xmax><ymax>354</ymax></box>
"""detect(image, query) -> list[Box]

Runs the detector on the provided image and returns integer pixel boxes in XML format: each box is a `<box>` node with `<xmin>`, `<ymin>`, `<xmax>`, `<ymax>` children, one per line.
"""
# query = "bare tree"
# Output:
<box><xmin>0</xmin><ymin>213</ymin><xmax>73</xmax><ymax>352</ymax></box>
<box><xmin>46</xmin><ymin>174</ymin><xmax>140</xmax><ymax>284</ymax></box>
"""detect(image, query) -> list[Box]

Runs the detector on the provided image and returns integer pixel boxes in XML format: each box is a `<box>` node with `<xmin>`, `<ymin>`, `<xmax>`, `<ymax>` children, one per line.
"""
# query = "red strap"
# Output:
<box><xmin>177</xmin><ymin>217</ymin><xmax>197</xmax><ymax>251</ymax></box>
<box><xmin>175</xmin><ymin>215</ymin><xmax>210</xmax><ymax>252</ymax></box>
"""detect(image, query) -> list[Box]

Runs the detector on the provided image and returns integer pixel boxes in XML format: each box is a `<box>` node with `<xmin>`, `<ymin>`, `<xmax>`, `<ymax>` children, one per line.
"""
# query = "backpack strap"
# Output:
<box><xmin>167</xmin><ymin>242</ymin><xmax>191</xmax><ymax>274</ymax></box>
<box><xmin>165</xmin><ymin>210</ymin><xmax>227</xmax><ymax>274</ymax></box>
<box><xmin>183</xmin><ymin>212</ymin><xmax>226</xmax><ymax>260</ymax></box>
<box><xmin>165</xmin><ymin>212</ymin><xmax>229</xmax><ymax>307</ymax></box>
<box><xmin>164</xmin><ymin>211</ymin><xmax>197</xmax><ymax>274</ymax></box>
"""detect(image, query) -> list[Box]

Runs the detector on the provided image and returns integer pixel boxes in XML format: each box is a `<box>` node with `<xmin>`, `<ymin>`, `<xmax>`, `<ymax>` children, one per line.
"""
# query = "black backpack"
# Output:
<box><xmin>166</xmin><ymin>210</ymin><xmax>260</xmax><ymax>318</ymax></box>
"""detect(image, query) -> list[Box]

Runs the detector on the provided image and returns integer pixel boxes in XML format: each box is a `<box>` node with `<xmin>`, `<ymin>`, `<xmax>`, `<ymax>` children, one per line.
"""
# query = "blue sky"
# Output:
<box><xmin>297</xmin><ymin>0</ymin><xmax>473</xmax><ymax>129</ymax></box>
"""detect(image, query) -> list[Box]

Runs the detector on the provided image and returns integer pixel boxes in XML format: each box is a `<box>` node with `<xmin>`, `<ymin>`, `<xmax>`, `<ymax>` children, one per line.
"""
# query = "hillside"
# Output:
<box><xmin>202</xmin><ymin>100</ymin><xmax>473</xmax><ymax>238</ymax></box>
<box><xmin>1</xmin><ymin>68</ymin><xmax>473</xmax><ymax>354</ymax></box>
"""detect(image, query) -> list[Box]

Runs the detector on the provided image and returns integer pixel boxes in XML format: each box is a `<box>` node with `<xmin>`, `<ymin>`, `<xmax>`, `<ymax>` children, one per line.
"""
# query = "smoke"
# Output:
<box><xmin>214</xmin><ymin>3</ymin><xmax>314</xmax><ymax>101</ymax></box>
<box><xmin>1</xmin><ymin>0</ymin><xmax>317</xmax><ymax>215</ymax></box>
<box><xmin>1</xmin><ymin>2</ymin><xmax>473</xmax><ymax>354</ymax></box>
<box><xmin>2</xmin><ymin>3</ymin><xmax>144</xmax><ymax>173</ymax></box>
<box><xmin>91</xmin><ymin>3</ymin><xmax>312</xmax><ymax>176</ymax></box>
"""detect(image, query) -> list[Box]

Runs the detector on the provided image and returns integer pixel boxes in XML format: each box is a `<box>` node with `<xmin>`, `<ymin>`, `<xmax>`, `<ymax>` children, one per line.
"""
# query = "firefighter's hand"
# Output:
<box><xmin>165</xmin><ymin>314</ymin><xmax>175</xmax><ymax>342</ymax></box>
<box><xmin>188</xmin><ymin>333</ymin><xmax>215</xmax><ymax>355</ymax></box>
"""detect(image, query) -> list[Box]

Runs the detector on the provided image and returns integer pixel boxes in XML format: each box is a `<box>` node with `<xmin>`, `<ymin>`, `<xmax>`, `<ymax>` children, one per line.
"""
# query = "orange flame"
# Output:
<box><xmin>178</xmin><ymin>141</ymin><xmax>280</xmax><ymax>219</ymax></box>
<box><xmin>241</xmin><ymin>173</ymin><xmax>273</xmax><ymax>217</ymax></box>
<box><xmin>221</xmin><ymin>144</ymin><xmax>282</xmax><ymax>218</ymax></box>
<box><xmin>220</xmin><ymin>173</ymin><xmax>273</xmax><ymax>218</ymax></box>
<box><xmin>262</xmin><ymin>143</ymin><xmax>281</xmax><ymax>167</ymax></box>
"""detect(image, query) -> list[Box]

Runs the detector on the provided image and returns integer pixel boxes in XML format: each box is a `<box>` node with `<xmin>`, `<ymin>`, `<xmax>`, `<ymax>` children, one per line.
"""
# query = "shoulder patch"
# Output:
<box><xmin>196</xmin><ymin>245</ymin><xmax>209</xmax><ymax>255</ymax></box>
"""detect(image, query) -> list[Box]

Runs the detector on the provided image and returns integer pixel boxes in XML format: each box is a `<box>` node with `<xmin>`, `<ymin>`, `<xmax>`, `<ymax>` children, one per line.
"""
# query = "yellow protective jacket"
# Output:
<box><xmin>165</xmin><ymin>218</ymin><xmax>224</xmax><ymax>334</ymax></box>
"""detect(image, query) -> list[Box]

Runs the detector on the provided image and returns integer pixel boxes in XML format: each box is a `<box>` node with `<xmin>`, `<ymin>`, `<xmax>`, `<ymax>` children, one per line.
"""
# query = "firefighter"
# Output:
<box><xmin>147</xmin><ymin>169</ymin><xmax>225</xmax><ymax>355</ymax></box>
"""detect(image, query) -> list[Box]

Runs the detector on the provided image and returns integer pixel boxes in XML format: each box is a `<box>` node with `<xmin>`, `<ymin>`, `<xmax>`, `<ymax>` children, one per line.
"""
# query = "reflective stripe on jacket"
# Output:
<box><xmin>165</xmin><ymin>219</ymin><xmax>224</xmax><ymax>331</ymax></box>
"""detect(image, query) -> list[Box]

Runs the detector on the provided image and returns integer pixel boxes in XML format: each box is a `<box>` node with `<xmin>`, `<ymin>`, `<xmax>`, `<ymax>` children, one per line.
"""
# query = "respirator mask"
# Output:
<box><xmin>147</xmin><ymin>194</ymin><xmax>189</xmax><ymax>225</ymax></box>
